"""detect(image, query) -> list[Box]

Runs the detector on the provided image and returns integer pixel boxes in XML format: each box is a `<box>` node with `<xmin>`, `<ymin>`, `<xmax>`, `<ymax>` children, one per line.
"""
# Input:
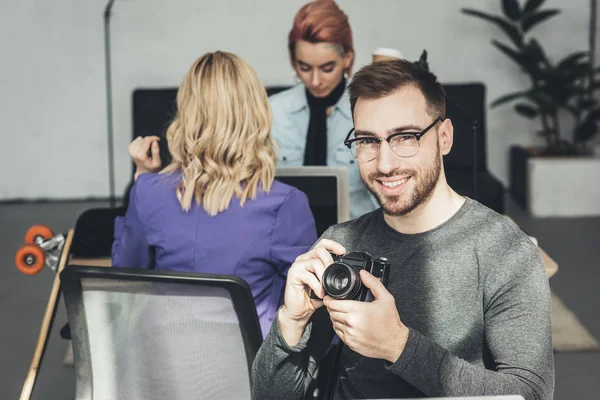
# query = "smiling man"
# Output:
<box><xmin>252</xmin><ymin>59</ymin><xmax>555</xmax><ymax>400</ymax></box>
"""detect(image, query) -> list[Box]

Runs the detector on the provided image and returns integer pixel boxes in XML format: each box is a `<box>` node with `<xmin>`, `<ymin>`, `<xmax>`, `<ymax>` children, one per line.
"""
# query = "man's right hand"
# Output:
<box><xmin>278</xmin><ymin>239</ymin><xmax>346</xmax><ymax>346</ymax></box>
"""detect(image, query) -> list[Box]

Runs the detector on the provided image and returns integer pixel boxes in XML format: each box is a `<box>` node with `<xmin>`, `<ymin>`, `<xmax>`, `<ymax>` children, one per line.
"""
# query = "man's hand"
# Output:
<box><xmin>128</xmin><ymin>136</ymin><xmax>162</xmax><ymax>179</ymax></box>
<box><xmin>278</xmin><ymin>239</ymin><xmax>346</xmax><ymax>347</ymax></box>
<box><xmin>324</xmin><ymin>270</ymin><xmax>409</xmax><ymax>363</ymax></box>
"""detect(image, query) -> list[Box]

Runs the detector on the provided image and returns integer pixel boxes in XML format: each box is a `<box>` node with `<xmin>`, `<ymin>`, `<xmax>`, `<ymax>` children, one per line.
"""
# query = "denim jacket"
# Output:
<box><xmin>269</xmin><ymin>84</ymin><xmax>378</xmax><ymax>219</ymax></box>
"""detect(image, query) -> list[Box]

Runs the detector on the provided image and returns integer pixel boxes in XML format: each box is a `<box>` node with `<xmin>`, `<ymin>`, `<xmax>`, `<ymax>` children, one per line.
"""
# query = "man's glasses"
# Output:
<box><xmin>344</xmin><ymin>117</ymin><xmax>443</xmax><ymax>162</ymax></box>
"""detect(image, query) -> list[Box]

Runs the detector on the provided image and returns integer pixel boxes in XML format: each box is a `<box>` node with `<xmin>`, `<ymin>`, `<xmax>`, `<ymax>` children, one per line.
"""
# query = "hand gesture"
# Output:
<box><xmin>278</xmin><ymin>239</ymin><xmax>346</xmax><ymax>346</ymax></box>
<box><xmin>128</xmin><ymin>136</ymin><xmax>162</xmax><ymax>179</ymax></box>
<box><xmin>324</xmin><ymin>270</ymin><xmax>409</xmax><ymax>363</ymax></box>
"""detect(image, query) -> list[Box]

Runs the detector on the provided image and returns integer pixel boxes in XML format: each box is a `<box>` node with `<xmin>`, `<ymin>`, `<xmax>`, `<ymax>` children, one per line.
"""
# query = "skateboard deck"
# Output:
<box><xmin>18</xmin><ymin>228</ymin><xmax>74</xmax><ymax>400</ymax></box>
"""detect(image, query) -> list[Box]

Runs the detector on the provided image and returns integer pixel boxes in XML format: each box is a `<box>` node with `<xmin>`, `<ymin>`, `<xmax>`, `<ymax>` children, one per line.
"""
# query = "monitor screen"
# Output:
<box><xmin>275</xmin><ymin>167</ymin><xmax>349</xmax><ymax>237</ymax></box>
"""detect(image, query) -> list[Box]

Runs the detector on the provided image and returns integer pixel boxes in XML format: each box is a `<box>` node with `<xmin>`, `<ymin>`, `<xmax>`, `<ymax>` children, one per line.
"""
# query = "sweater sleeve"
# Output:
<box><xmin>386</xmin><ymin>240</ymin><xmax>554</xmax><ymax>400</ymax></box>
<box><xmin>111</xmin><ymin>178</ymin><xmax>153</xmax><ymax>269</ymax></box>
<box><xmin>251</xmin><ymin>307</ymin><xmax>335</xmax><ymax>400</ymax></box>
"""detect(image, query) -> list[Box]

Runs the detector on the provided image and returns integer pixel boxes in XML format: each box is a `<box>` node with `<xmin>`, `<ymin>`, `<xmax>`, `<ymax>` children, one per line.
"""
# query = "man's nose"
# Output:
<box><xmin>375</xmin><ymin>140</ymin><xmax>400</xmax><ymax>174</ymax></box>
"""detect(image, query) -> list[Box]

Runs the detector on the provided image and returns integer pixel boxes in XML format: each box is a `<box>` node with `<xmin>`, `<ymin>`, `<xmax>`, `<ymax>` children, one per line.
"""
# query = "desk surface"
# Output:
<box><xmin>68</xmin><ymin>257</ymin><xmax>111</xmax><ymax>267</ymax></box>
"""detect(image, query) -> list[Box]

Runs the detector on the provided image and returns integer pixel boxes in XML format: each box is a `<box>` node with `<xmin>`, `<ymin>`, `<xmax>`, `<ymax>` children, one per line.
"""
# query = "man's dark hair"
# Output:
<box><xmin>348</xmin><ymin>59</ymin><xmax>446</xmax><ymax>119</ymax></box>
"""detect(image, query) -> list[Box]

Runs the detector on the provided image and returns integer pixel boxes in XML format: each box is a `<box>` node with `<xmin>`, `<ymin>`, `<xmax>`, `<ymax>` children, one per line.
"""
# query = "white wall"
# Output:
<box><xmin>1</xmin><ymin>0</ymin><xmax>598</xmax><ymax>200</ymax></box>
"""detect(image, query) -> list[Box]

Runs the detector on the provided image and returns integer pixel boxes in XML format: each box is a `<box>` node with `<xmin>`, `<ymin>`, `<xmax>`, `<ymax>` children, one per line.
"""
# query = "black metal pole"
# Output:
<box><xmin>104</xmin><ymin>0</ymin><xmax>116</xmax><ymax>208</ymax></box>
<box><xmin>472</xmin><ymin>119</ymin><xmax>478</xmax><ymax>202</ymax></box>
<box><xmin>589</xmin><ymin>0</ymin><xmax>597</xmax><ymax>95</ymax></box>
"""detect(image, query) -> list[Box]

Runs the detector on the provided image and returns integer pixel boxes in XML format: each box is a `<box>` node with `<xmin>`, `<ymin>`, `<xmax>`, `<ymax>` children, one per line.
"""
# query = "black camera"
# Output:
<box><xmin>318</xmin><ymin>251</ymin><xmax>390</xmax><ymax>302</ymax></box>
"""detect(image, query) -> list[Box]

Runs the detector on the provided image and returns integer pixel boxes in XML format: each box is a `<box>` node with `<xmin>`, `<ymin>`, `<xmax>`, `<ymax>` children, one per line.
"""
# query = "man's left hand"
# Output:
<box><xmin>324</xmin><ymin>269</ymin><xmax>409</xmax><ymax>363</ymax></box>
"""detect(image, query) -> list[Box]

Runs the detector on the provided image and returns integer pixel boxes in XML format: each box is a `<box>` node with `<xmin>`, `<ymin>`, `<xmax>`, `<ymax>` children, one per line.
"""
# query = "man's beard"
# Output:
<box><xmin>364</xmin><ymin>143</ymin><xmax>441</xmax><ymax>217</ymax></box>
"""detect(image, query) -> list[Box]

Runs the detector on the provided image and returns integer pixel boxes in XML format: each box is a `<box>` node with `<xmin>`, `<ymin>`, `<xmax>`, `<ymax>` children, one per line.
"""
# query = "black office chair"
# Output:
<box><xmin>443</xmin><ymin>83</ymin><xmax>504</xmax><ymax>214</ymax></box>
<box><xmin>266</xmin><ymin>86</ymin><xmax>291</xmax><ymax>97</ymax></box>
<box><xmin>61</xmin><ymin>266</ymin><xmax>263</xmax><ymax>400</ymax></box>
<box><xmin>60</xmin><ymin>207</ymin><xmax>125</xmax><ymax>341</ymax></box>
<box><xmin>70</xmin><ymin>207</ymin><xmax>125</xmax><ymax>259</ymax></box>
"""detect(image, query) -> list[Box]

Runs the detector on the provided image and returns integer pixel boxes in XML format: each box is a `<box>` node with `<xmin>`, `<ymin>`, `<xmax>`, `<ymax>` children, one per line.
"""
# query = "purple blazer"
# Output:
<box><xmin>112</xmin><ymin>172</ymin><xmax>317</xmax><ymax>337</ymax></box>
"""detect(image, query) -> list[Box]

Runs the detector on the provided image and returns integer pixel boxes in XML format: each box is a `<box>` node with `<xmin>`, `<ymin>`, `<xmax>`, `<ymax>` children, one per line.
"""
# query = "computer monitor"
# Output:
<box><xmin>275</xmin><ymin>166</ymin><xmax>350</xmax><ymax>237</ymax></box>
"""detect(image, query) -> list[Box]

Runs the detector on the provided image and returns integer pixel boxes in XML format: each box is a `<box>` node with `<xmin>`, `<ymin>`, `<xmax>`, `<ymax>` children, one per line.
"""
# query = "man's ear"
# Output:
<box><xmin>439</xmin><ymin>118</ymin><xmax>454</xmax><ymax>156</ymax></box>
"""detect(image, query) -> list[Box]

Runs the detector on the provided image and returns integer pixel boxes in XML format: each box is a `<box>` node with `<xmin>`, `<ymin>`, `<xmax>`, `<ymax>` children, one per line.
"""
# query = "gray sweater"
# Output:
<box><xmin>252</xmin><ymin>198</ymin><xmax>554</xmax><ymax>399</ymax></box>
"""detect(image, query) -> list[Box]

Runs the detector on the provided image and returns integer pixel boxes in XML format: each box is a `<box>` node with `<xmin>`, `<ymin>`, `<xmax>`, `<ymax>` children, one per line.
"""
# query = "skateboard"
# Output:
<box><xmin>15</xmin><ymin>225</ymin><xmax>67</xmax><ymax>276</ymax></box>
<box><xmin>15</xmin><ymin>225</ymin><xmax>74</xmax><ymax>400</ymax></box>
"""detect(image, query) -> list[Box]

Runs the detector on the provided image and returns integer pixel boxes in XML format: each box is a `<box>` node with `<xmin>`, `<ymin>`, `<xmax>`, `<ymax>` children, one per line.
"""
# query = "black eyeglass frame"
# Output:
<box><xmin>343</xmin><ymin>117</ymin><xmax>443</xmax><ymax>161</ymax></box>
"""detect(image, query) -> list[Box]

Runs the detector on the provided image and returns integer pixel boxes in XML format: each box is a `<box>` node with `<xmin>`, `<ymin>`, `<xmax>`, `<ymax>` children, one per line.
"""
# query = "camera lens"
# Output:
<box><xmin>322</xmin><ymin>262</ymin><xmax>361</xmax><ymax>300</ymax></box>
<box><xmin>331</xmin><ymin>273</ymin><xmax>349</xmax><ymax>291</ymax></box>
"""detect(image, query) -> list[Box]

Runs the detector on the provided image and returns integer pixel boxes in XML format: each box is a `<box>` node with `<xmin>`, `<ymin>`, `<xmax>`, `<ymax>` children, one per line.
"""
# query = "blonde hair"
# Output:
<box><xmin>161</xmin><ymin>51</ymin><xmax>277</xmax><ymax>216</ymax></box>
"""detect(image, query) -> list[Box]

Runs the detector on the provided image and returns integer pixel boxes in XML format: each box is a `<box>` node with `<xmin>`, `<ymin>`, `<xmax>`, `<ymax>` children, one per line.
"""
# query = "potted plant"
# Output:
<box><xmin>462</xmin><ymin>0</ymin><xmax>600</xmax><ymax>217</ymax></box>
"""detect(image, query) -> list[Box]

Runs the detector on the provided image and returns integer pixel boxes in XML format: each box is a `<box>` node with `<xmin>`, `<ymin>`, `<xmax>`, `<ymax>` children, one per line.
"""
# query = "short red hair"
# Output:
<box><xmin>288</xmin><ymin>0</ymin><xmax>354</xmax><ymax>69</ymax></box>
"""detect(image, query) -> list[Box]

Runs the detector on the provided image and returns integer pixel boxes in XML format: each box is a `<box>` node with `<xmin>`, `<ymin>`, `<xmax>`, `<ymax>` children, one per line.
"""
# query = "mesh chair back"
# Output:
<box><xmin>61</xmin><ymin>266</ymin><xmax>262</xmax><ymax>400</ymax></box>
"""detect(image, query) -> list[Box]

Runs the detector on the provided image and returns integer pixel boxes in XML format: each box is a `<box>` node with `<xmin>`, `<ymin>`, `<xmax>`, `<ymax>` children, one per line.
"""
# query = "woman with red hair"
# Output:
<box><xmin>270</xmin><ymin>0</ymin><xmax>377</xmax><ymax>219</ymax></box>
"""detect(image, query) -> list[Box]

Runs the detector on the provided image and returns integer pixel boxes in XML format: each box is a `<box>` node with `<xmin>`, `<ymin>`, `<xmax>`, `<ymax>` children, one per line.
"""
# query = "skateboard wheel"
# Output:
<box><xmin>15</xmin><ymin>244</ymin><xmax>46</xmax><ymax>275</ymax></box>
<box><xmin>25</xmin><ymin>225</ymin><xmax>54</xmax><ymax>244</ymax></box>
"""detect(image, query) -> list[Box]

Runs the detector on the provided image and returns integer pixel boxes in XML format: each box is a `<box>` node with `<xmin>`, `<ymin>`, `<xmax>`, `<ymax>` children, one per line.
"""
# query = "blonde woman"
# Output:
<box><xmin>112</xmin><ymin>51</ymin><xmax>317</xmax><ymax>337</ymax></box>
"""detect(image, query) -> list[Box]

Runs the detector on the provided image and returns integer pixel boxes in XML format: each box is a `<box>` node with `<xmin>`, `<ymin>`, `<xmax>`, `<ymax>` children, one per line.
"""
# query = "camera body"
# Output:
<box><xmin>320</xmin><ymin>251</ymin><xmax>390</xmax><ymax>302</ymax></box>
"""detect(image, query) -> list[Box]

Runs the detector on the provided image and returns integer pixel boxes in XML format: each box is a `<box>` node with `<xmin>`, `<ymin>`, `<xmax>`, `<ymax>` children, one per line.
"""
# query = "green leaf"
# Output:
<box><xmin>522</xmin><ymin>9</ymin><xmax>560</xmax><ymax>32</ymax></box>
<box><xmin>523</xmin><ymin>0</ymin><xmax>546</xmax><ymax>14</ymax></box>
<box><xmin>579</xmin><ymin>98</ymin><xmax>598</xmax><ymax>108</ymax></box>
<box><xmin>567</xmin><ymin>64</ymin><xmax>593</xmax><ymax>79</ymax></box>
<box><xmin>525</xmin><ymin>39</ymin><xmax>551</xmax><ymax>70</ymax></box>
<box><xmin>502</xmin><ymin>0</ymin><xmax>521</xmax><ymax>20</ymax></box>
<box><xmin>555</xmin><ymin>53</ymin><xmax>590</xmax><ymax>81</ymax></box>
<box><xmin>514</xmin><ymin>103</ymin><xmax>539</xmax><ymax>118</ymax></box>
<box><xmin>492</xmin><ymin>40</ymin><xmax>534</xmax><ymax>73</ymax></box>
<box><xmin>538</xmin><ymin>77</ymin><xmax>571</xmax><ymax>105</ymax></box>
<box><xmin>590</xmin><ymin>108</ymin><xmax>600</xmax><ymax>120</ymax></box>
<box><xmin>461</xmin><ymin>9</ymin><xmax>523</xmax><ymax>48</ymax></box>
<box><xmin>557</xmin><ymin>52</ymin><xmax>588</xmax><ymax>70</ymax></box>
<box><xmin>526</xmin><ymin>89</ymin><xmax>557</xmax><ymax>111</ymax></box>
<box><xmin>491</xmin><ymin>91</ymin><xmax>527</xmax><ymax>107</ymax></box>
